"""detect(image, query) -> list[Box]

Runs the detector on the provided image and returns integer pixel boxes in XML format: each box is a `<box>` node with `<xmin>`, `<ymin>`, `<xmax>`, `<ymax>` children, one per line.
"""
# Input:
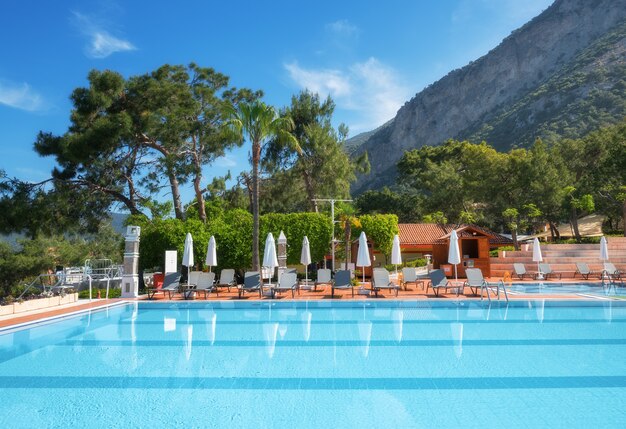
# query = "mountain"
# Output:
<box><xmin>344</xmin><ymin>121</ymin><xmax>391</xmax><ymax>154</ymax></box>
<box><xmin>351</xmin><ymin>0</ymin><xmax>626</xmax><ymax>193</ymax></box>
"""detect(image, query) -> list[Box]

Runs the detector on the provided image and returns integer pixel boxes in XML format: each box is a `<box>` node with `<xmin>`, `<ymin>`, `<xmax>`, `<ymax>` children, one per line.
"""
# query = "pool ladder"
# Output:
<box><xmin>478</xmin><ymin>280</ymin><xmax>509</xmax><ymax>303</ymax></box>
<box><xmin>601</xmin><ymin>272</ymin><xmax>623</xmax><ymax>295</ymax></box>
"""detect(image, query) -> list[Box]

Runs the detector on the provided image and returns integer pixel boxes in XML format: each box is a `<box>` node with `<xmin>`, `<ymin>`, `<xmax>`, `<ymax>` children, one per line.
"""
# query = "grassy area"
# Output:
<box><xmin>78</xmin><ymin>288</ymin><xmax>122</xmax><ymax>299</ymax></box>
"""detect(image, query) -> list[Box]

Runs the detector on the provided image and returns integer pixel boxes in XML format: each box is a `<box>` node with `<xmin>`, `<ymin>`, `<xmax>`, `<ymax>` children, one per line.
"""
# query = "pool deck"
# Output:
<box><xmin>1</xmin><ymin>279</ymin><xmax>620</xmax><ymax>329</ymax></box>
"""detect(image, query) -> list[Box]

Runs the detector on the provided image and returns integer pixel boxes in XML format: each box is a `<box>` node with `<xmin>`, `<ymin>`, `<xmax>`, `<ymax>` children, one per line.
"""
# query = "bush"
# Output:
<box><xmin>405</xmin><ymin>258</ymin><xmax>427</xmax><ymax>268</ymax></box>
<box><xmin>135</xmin><ymin>209</ymin><xmax>332</xmax><ymax>272</ymax></box>
<box><xmin>384</xmin><ymin>258</ymin><xmax>427</xmax><ymax>271</ymax></box>
<box><xmin>489</xmin><ymin>245</ymin><xmax>516</xmax><ymax>257</ymax></box>
<box><xmin>78</xmin><ymin>287</ymin><xmax>122</xmax><ymax>299</ymax></box>
<box><xmin>261</xmin><ymin>212</ymin><xmax>332</xmax><ymax>265</ymax></box>
<box><xmin>357</xmin><ymin>214</ymin><xmax>399</xmax><ymax>257</ymax></box>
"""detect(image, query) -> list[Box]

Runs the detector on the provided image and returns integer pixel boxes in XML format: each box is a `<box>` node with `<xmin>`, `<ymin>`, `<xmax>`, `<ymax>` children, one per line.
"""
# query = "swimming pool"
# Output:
<box><xmin>507</xmin><ymin>281</ymin><xmax>622</xmax><ymax>296</ymax></box>
<box><xmin>1</xmin><ymin>300</ymin><xmax>625</xmax><ymax>428</ymax></box>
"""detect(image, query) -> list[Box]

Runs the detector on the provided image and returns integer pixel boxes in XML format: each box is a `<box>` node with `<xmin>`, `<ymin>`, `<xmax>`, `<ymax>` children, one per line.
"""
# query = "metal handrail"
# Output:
<box><xmin>18</xmin><ymin>262</ymin><xmax>124</xmax><ymax>302</ymax></box>
<box><xmin>18</xmin><ymin>274</ymin><xmax>63</xmax><ymax>299</ymax></box>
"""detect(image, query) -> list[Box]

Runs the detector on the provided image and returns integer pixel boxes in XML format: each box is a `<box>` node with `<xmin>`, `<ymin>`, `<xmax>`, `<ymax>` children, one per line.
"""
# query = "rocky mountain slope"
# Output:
<box><xmin>351</xmin><ymin>0</ymin><xmax>626</xmax><ymax>193</ymax></box>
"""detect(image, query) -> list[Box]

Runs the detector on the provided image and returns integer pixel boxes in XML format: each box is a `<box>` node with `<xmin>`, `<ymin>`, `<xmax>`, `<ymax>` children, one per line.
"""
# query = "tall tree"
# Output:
<box><xmin>35</xmin><ymin>70</ymin><xmax>151</xmax><ymax>216</ymax></box>
<box><xmin>264</xmin><ymin>91</ymin><xmax>369</xmax><ymax>212</ymax></box>
<box><xmin>224</xmin><ymin>100</ymin><xmax>298</xmax><ymax>270</ymax></box>
<box><xmin>36</xmin><ymin>64</ymin><xmax>257</xmax><ymax>221</ymax></box>
<box><xmin>527</xmin><ymin>138</ymin><xmax>569</xmax><ymax>240</ymax></box>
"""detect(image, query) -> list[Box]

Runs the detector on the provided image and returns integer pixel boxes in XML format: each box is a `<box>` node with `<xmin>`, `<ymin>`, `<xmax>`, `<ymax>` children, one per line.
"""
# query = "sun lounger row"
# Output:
<box><xmin>513</xmin><ymin>262</ymin><xmax>622</xmax><ymax>281</ymax></box>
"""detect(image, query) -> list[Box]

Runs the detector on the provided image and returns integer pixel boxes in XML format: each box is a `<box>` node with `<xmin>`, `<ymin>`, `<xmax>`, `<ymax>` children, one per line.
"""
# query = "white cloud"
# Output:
<box><xmin>215</xmin><ymin>154</ymin><xmax>237</xmax><ymax>168</ymax></box>
<box><xmin>72</xmin><ymin>12</ymin><xmax>136</xmax><ymax>59</ymax></box>
<box><xmin>326</xmin><ymin>19</ymin><xmax>359</xmax><ymax>37</ymax></box>
<box><xmin>0</xmin><ymin>80</ymin><xmax>44</xmax><ymax>111</ymax></box>
<box><xmin>284</xmin><ymin>62</ymin><xmax>351</xmax><ymax>98</ymax></box>
<box><xmin>285</xmin><ymin>58</ymin><xmax>411</xmax><ymax>133</ymax></box>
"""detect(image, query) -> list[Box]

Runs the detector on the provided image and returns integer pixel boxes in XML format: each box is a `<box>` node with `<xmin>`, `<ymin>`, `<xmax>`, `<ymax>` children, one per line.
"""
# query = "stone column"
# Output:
<box><xmin>122</xmin><ymin>226</ymin><xmax>141</xmax><ymax>298</ymax></box>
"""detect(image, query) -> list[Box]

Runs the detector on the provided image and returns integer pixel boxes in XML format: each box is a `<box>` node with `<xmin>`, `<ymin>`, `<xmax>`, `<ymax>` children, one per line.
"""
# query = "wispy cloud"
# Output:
<box><xmin>325</xmin><ymin>19</ymin><xmax>359</xmax><ymax>37</ymax></box>
<box><xmin>215</xmin><ymin>154</ymin><xmax>237</xmax><ymax>168</ymax></box>
<box><xmin>284</xmin><ymin>62</ymin><xmax>352</xmax><ymax>98</ymax></box>
<box><xmin>285</xmin><ymin>58</ymin><xmax>411</xmax><ymax>133</ymax></box>
<box><xmin>0</xmin><ymin>79</ymin><xmax>44</xmax><ymax>111</ymax></box>
<box><xmin>72</xmin><ymin>11</ymin><xmax>136</xmax><ymax>59</ymax></box>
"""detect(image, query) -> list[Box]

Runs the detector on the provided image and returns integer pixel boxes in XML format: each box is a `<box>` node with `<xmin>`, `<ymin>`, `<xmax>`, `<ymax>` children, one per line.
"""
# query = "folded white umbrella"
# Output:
<box><xmin>356</xmin><ymin>231</ymin><xmax>371</xmax><ymax>283</ymax></box>
<box><xmin>532</xmin><ymin>237</ymin><xmax>543</xmax><ymax>278</ymax></box>
<box><xmin>391</xmin><ymin>234</ymin><xmax>402</xmax><ymax>274</ymax></box>
<box><xmin>263</xmin><ymin>233</ymin><xmax>279</xmax><ymax>285</ymax></box>
<box><xmin>600</xmin><ymin>236</ymin><xmax>609</xmax><ymax>261</ymax></box>
<box><xmin>205</xmin><ymin>235</ymin><xmax>217</xmax><ymax>272</ymax></box>
<box><xmin>301</xmin><ymin>236</ymin><xmax>311</xmax><ymax>284</ymax></box>
<box><xmin>182</xmin><ymin>232</ymin><xmax>194</xmax><ymax>281</ymax></box>
<box><xmin>448</xmin><ymin>230</ymin><xmax>461</xmax><ymax>282</ymax></box>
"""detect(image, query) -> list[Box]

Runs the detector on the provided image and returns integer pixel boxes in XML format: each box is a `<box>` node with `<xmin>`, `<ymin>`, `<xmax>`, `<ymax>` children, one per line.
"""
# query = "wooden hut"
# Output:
<box><xmin>432</xmin><ymin>225</ymin><xmax>495</xmax><ymax>277</ymax></box>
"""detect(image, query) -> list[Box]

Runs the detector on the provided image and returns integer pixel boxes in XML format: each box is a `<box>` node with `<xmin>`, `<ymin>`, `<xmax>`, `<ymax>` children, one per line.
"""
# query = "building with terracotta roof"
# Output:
<box><xmin>355</xmin><ymin>223</ymin><xmax>512</xmax><ymax>278</ymax></box>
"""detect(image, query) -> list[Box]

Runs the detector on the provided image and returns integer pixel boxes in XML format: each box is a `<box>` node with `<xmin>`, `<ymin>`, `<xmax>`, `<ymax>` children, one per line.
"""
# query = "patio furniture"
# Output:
<box><xmin>331</xmin><ymin>270</ymin><xmax>353</xmax><ymax>298</ymax></box>
<box><xmin>195</xmin><ymin>271</ymin><xmax>216</xmax><ymax>299</ymax></box>
<box><xmin>401</xmin><ymin>267</ymin><xmax>425</xmax><ymax>290</ymax></box>
<box><xmin>238</xmin><ymin>271</ymin><xmax>262</xmax><ymax>299</ymax></box>
<box><xmin>272</xmin><ymin>272</ymin><xmax>297</xmax><ymax>298</ymax></box>
<box><xmin>464</xmin><ymin>268</ymin><xmax>500</xmax><ymax>301</ymax></box>
<box><xmin>215</xmin><ymin>269</ymin><xmax>236</xmax><ymax>292</ymax></box>
<box><xmin>312</xmin><ymin>268</ymin><xmax>332</xmax><ymax>291</ymax></box>
<box><xmin>538</xmin><ymin>263</ymin><xmax>562</xmax><ymax>280</ymax></box>
<box><xmin>574</xmin><ymin>262</ymin><xmax>593</xmax><ymax>280</ymax></box>
<box><xmin>603</xmin><ymin>262</ymin><xmax>622</xmax><ymax>280</ymax></box>
<box><xmin>147</xmin><ymin>273</ymin><xmax>180</xmax><ymax>300</ymax></box>
<box><xmin>371</xmin><ymin>268</ymin><xmax>400</xmax><ymax>297</ymax></box>
<box><xmin>426</xmin><ymin>269</ymin><xmax>460</xmax><ymax>297</ymax></box>
<box><xmin>513</xmin><ymin>263</ymin><xmax>532</xmax><ymax>280</ymax></box>
<box><xmin>188</xmin><ymin>270</ymin><xmax>202</xmax><ymax>287</ymax></box>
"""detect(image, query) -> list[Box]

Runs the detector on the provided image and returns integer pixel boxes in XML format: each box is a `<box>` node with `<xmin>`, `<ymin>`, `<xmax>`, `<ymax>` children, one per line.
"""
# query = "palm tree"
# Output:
<box><xmin>224</xmin><ymin>100</ymin><xmax>298</xmax><ymax>270</ymax></box>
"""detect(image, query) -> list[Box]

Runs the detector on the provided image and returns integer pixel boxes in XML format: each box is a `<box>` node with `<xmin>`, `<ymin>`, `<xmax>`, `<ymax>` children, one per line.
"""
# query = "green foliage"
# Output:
<box><xmin>34</xmin><ymin>63</ymin><xmax>260</xmax><ymax>221</ymax></box>
<box><xmin>463</xmin><ymin>21</ymin><xmax>626</xmax><ymax>151</ymax></box>
<box><xmin>261</xmin><ymin>213</ymin><xmax>332</xmax><ymax>264</ymax></box>
<box><xmin>355</xmin><ymin>187</ymin><xmax>423</xmax><ymax>222</ymax></box>
<box><xmin>223</xmin><ymin>99</ymin><xmax>298</xmax><ymax>270</ymax></box>
<box><xmin>404</xmin><ymin>258</ymin><xmax>427</xmax><ymax>268</ymax></box>
<box><xmin>358</xmin><ymin>214</ymin><xmax>399</xmax><ymax>257</ymax></box>
<box><xmin>0</xmin><ymin>223</ymin><xmax>123</xmax><ymax>297</ymax></box>
<box><xmin>396</xmin><ymin>120</ymin><xmax>626</xmax><ymax>238</ymax></box>
<box><xmin>78</xmin><ymin>288</ymin><xmax>122</xmax><ymax>299</ymax></box>
<box><xmin>135</xmin><ymin>210</ymin><xmax>331</xmax><ymax>272</ymax></box>
<box><xmin>262</xmin><ymin>90</ymin><xmax>369</xmax><ymax>213</ymax></box>
<box><xmin>423</xmin><ymin>211</ymin><xmax>448</xmax><ymax>225</ymax></box>
<box><xmin>489</xmin><ymin>246</ymin><xmax>516</xmax><ymax>257</ymax></box>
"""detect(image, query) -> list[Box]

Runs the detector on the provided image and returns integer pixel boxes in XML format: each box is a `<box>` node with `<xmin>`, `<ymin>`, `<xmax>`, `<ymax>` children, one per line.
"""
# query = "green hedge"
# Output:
<box><xmin>261</xmin><ymin>213</ymin><xmax>332</xmax><ymax>265</ymax></box>
<box><xmin>358</xmin><ymin>214</ymin><xmax>399</xmax><ymax>257</ymax></box>
<box><xmin>134</xmin><ymin>210</ymin><xmax>331</xmax><ymax>272</ymax></box>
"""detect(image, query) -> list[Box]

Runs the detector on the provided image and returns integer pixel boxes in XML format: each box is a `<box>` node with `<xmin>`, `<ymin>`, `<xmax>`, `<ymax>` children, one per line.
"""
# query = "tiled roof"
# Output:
<box><xmin>398</xmin><ymin>224</ymin><xmax>454</xmax><ymax>245</ymax></box>
<box><xmin>398</xmin><ymin>223</ymin><xmax>513</xmax><ymax>246</ymax></box>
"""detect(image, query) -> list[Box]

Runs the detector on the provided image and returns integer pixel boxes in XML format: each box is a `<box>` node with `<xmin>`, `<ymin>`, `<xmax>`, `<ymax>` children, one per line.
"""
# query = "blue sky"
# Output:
<box><xmin>0</xmin><ymin>0</ymin><xmax>553</xmax><ymax>204</ymax></box>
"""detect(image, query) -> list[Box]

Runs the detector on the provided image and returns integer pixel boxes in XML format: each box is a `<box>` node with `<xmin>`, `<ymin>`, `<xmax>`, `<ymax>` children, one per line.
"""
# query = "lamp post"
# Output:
<box><xmin>312</xmin><ymin>198</ymin><xmax>352</xmax><ymax>271</ymax></box>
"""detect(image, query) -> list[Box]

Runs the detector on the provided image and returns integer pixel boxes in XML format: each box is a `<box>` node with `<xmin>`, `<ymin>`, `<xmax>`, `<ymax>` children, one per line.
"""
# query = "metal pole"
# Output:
<box><xmin>312</xmin><ymin>198</ymin><xmax>353</xmax><ymax>273</ymax></box>
<box><xmin>331</xmin><ymin>200</ymin><xmax>335</xmax><ymax>272</ymax></box>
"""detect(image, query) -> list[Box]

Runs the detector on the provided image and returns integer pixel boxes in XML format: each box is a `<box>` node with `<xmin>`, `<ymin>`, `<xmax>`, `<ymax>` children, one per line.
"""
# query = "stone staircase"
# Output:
<box><xmin>490</xmin><ymin>237</ymin><xmax>626</xmax><ymax>278</ymax></box>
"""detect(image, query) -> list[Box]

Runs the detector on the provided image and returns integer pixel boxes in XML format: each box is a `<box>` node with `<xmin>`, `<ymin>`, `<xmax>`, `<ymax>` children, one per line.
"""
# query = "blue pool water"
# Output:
<box><xmin>1</xmin><ymin>300</ymin><xmax>625</xmax><ymax>428</ymax></box>
<box><xmin>507</xmin><ymin>281</ymin><xmax>623</xmax><ymax>296</ymax></box>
